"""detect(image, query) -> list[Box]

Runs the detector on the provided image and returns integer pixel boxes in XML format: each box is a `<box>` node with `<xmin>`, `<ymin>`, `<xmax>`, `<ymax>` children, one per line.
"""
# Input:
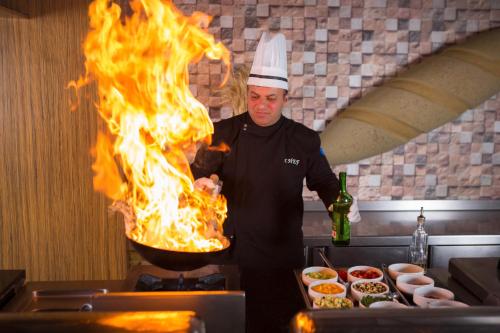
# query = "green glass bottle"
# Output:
<box><xmin>331</xmin><ymin>172</ymin><xmax>352</xmax><ymax>246</ymax></box>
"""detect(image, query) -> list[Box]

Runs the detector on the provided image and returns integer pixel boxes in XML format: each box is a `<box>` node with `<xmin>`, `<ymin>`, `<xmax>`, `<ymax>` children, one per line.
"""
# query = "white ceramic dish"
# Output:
<box><xmin>312</xmin><ymin>296</ymin><xmax>353</xmax><ymax>309</ymax></box>
<box><xmin>308</xmin><ymin>280</ymin><xmax>346</xmax><ymax>300</ymax></box>
<box><xmin>369</xmin><ymin>301</ymin><xmax>408</xmax><ymax>309</ymax></box>
<box><xmin>302</xmin><ymin>266</ymin><xmax>338</xmax><ymax>286</ymax></box>
<box><xmin>350</xmin><ymin>280</ymin><xmax>389</xmax><ymax>302</ymax></box>
<box><xmin>358</xmin><ymin>295</ymin><xmax>395</xmax><ymax>308</ymax></box>
<box><xmin>347</xmin><ymin>265</ymin><xmax>383</xmax><ymax>283</ymax></box>
<box><xmin>427</xmin><ymin>300</ymin><xmax>469</xmax><ymax>308</ymax></box>
<box><xmin>413</xmin><ymin>286</ymin><xmax>454</xmax><ymax>307</ymax></box>
<box><xmin>396</xmin><ymin>274</ymin><xmax>434</xmax><ymax>295</ymax></box>
<box><xmin>388</xmin><ymin>263</ymin><xmax>425</xmax><ymax>280</ymax></box>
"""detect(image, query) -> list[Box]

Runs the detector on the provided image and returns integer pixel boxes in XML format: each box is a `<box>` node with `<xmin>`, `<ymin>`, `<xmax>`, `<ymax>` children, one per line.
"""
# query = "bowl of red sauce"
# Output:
<box><xmin>347</xmin><ymin>265</ymin><xmax>384</xmax><ymax>283</ymax></box>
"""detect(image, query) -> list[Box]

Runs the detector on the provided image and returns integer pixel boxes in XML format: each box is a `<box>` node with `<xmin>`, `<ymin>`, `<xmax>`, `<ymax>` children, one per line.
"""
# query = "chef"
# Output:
<box><xmin>191</xmin><ymin>32</ymin><xmax>358</xmax><ymax>333</ymax></box>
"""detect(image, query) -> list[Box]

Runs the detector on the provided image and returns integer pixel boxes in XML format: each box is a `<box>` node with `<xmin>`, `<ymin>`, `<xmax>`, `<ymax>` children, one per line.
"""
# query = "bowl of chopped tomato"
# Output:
<box><xmin>347</xmin><ymin>265</ymin><xmax>383</xmax><ymax>283</ymax></box>
<box><xmin>308</xmin><ymin>280</ymin><xmax>346</xmax><ymax>300</ymax></box>
<box><xmin>302</xmin><ymin>266</ymin><xmax>338</xmax><ymax>286</ymax></box>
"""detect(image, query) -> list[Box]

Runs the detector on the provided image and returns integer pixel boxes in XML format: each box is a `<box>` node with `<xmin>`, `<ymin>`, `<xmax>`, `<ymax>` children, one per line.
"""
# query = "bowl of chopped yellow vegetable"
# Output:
<box><xmin>313</xmin><ymin>296</ymin><xmax>353</xmax><ymax>309</ymax></box>
<box><xmin>308</xmin><ymin>280</ymin><xmax>346</xmax><ymax>300</ymax></box>
<box><xmin>302</xmin><ymin>266</ymin><xmax>338</xmax><ymax>286</ymax></box>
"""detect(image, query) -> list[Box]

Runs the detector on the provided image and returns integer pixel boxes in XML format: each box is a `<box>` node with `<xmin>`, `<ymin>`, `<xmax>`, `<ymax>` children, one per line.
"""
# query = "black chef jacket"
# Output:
<box><xmin>191</xmin><ymin>112</ymin><xmax>340</xmax><ymax>269</ymax></box>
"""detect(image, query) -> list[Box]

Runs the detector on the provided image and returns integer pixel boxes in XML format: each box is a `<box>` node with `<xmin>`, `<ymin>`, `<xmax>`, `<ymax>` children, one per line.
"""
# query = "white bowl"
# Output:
<box><xmin>308</xmin><ymin>280</ymin><xmax>346</xmax><ymax>300</ymax></box>
<box><xmin>358</xmin><ymin>295</ymin><xmax>394</xmax><ymax>308</ymax></box>
<box><xmin>312</xmin><ymin>296</ymin><xmax>353</xmax><ymax>309</ymax></box>
<box><xmin>388</xmin><ymin>263</ymin><xmax>425</xmax><ymax>280</ymax></box>
<box><xmin>427</xmin><ymin>300</ymin><xmax>469</xmax><ymax>308</ymax></box>
<box><xmin>302</xmin><ymin>266</ymin><xmax>338</xmax><ymax>286</ymax></box>
<box><xmin>350</xmin><ymin>280</ymin><xmax>389</xmax><ymax>302</ymax></box>
<box><xmin>347</xmin><ymin>265</ymin><xmax>383</xmax><ymax>283</ymax></box>
<box><xmin>396</xmin><ymin>274</ymin><xmax>434</xmax><ymax>295</ymax></box>
<box><xmin>413</xmin><ymin>286</ymin><xmax>454</xmax><ymax>307</ymax></box>
<box><xmin>369</xmin><ymin>301</ymin><xmax>408</xmax><ymax>309</ymax></box>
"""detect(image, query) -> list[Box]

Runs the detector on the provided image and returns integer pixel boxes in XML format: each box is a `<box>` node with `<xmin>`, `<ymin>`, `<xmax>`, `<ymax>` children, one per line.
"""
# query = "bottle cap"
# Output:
<box><xmin>417</xmin><ymin>207</ymin><xmax>425</xmax><ymax>224</ymax></box>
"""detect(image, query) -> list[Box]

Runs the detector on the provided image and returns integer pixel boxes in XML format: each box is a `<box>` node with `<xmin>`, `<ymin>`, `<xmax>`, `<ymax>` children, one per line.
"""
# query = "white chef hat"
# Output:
<box><xmin>247</xmin><ymin>32</ymin><xmax>288</xmax><ymax>91</ymax></box>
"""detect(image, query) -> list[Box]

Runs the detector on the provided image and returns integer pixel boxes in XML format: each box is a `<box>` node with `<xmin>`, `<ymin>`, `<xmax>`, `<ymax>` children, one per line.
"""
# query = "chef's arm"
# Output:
<box><xmin>190</xmin><ymin>144</ymin><xmax>223</xmax><ymax>179</ymax></box>
<box><xmin>305</xmin><ymin>137</ymin><xmax>340</xmax><ymax>209</ymax></box>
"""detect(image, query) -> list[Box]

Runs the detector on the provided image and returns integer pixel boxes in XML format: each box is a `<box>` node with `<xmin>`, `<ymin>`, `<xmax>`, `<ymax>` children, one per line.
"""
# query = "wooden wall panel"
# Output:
<box><xmin>0</xmin><ymin>0</ymin><xmax>128</xmax><ymax>281</ymax></box>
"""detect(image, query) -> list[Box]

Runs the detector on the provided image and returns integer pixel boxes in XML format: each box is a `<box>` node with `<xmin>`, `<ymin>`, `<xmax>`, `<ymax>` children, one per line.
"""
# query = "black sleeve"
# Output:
<box><xmin>305</xmin><ymin>134</ymin><xmax>340</xmax><ymax>209</ymax></box>
<box><xmin>190</xmin><ymin>144</ymin><xmax>223</xmax><ymax>179</ymax></box>
<box><xmin>190</xmin><ymin>120</ymin><xmax>228</xmax><ymax>179</ymax></box>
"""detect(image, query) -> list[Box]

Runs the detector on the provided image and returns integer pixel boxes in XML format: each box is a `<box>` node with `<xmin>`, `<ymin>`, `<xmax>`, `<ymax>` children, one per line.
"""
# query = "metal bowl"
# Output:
<box><xmin>128</xmin><ymin>237</ymin><xmax>232</xmax><ymax>271</ymax></box>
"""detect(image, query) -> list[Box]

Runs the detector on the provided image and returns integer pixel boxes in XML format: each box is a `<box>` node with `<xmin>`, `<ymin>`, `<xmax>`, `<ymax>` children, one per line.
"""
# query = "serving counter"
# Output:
<box><xmin>302</xmin><ymin>200</ymin><xmax>500</xmax><ymax>268</ymax></box>
<box><xmin>2</xmin><ymin>200</ymin><xmax>500</xmax><ymax>332</ymax></box>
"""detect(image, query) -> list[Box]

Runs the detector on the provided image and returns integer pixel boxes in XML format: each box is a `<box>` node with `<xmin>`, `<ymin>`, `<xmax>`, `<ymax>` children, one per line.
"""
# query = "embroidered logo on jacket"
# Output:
<box><xmin>284</xmin><ymin>158</ymin><xmax>300</xmax><ymax>166</ymax></box>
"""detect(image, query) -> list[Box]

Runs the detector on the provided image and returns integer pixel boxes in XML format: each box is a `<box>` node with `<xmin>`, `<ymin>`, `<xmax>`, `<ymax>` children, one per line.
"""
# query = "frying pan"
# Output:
<box><xmin>128</xmin><ymin>236</ymin><xmax>233</xmax><ymax>271</ymax></box>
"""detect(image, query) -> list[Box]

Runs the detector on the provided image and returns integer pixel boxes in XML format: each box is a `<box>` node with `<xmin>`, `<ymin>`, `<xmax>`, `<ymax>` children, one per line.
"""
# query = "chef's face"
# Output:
<box><xmin>247</xmin><ymin>85</ymin><xmax>288</xmax><ymax>127</ymax></box>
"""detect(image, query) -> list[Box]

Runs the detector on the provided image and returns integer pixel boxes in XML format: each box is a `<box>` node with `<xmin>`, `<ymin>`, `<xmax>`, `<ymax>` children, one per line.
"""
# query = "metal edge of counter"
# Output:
<box><xmin>304</xmin><ymin>235</ymin><xmax>500</xmax><ymax>247</ymax></box>
<box><xmin>304</xmin><ymin>200</ymin><xmax>500</xmax><ymax>212</ymax></box>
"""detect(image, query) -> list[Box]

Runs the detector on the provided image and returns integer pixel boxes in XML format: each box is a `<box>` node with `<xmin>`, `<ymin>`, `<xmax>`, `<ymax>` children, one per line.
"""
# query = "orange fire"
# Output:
<box><xmin>98</xmin><ymin>311</ymin><xmax>196</xmax><ymax>332</ymax></box>
<box><xmin>70</xmin><ymin>0</ymin><xmax>230</xmax><ymax>252</ymax></box>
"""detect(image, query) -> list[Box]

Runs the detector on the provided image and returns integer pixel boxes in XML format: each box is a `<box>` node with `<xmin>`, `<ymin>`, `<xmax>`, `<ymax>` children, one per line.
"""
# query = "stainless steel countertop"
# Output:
<box><xmin>303</xmin><ymin>200</ymin><xmax>500</xmax><ymax>239</ymax></box>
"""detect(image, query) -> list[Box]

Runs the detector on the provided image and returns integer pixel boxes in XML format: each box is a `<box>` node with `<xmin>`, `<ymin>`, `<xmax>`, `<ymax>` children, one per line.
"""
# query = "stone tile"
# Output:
<box><xmin>482</xmin><ymin>142</ymin><xmax>495</xmax><ymax>154</ymax></box>
<box><xmin>315</xmin><ymin>29</ymin><xmax>328</xmax><ymax>41</ymax></box>
<box><xmin>435</xmin><ymin>185</ymin><xmax>448</xmax><ymax>197</ymax></box>
<box><xmin>351</xmin><ymin>18</ymin><xmax>363</xmax><ymax>30</ymax></box>
<box><xmin>493</xmin><ymin>153</ymin><xmax>500</xmax><ymax>165</ymax></box>
<box><xmin>481</xmin><ymin>175</ymin><xmax>493</xmax><ymax>186</ymax></box>
<box><xmin>347</xmin><ymin>164</ymin><xmax>359</xmax><ymax>176</ymax></box>
<box><xmin>404</xmin><ymin>164</ymin><xmax>416</xmax><ymax>176</ymax></box>
<box><xmin>361</xmin><ymin>64</ymin><xmax>373</xmax><ymax>76</ymax></box>
<box><xmin>368</xmin><ymin>175</ymin><xmax>382</xmax><ymax>186</ymax></box>
<box><xmin>470</xmin><ymin>153</ymin><xmax>482</xmax><ymax>165</ymax></box>
<box><xmin>444</xmin><ymin>7</ymin><xmax>457</xmax><ymax>21</ymax></box>
<box><xmin>460</xmin><ymin>132</ymin><xmax>473</xmax><ymax>143</ymax></box>
<box><xmin>220</xmin><ymin>16</ymin><xmax>233</xmax><ymax>28</ymax></box>
<box><xmin>408</xmin><ymin>18</ymin><xmax>421</xmax><ymax>31</ymax></box>
<box><xmin>385</xmin><ymin>18</ymin><xmax>398</xmax><ymax>31</ymax></box>
<box><xmin>495</xmin><ymin>121</ymin><xmax>500</xmax><ymax>132</ymax></box>
<box><xmin>349</xmin><ymin>75</ymin><xmax>362</xmax><ymax>88</ymax></box>
<box><xmin>325</xmin><ymin>86</ymin><xmax>338</xmax><ymax>99</ymax></box>
<box><xmin>303</xmin><ymin>86</ymin><xmax>315</xmax><ymax>98</ymax></box>
<box><xmin>467</xmin><ymin>20</ymin><xmax>479</xmax><ymax>32</ymax></box>
<box><xmin>425</xmin><ymin>174</ymin><xmax>437</xmax><ymax>186</ymax></box>
<box><xmin>291</xmin><ymin>62</ymin><xmax>304</xmax><ymax>75</ymax></box>
<box><xmin>391</xmin><ymin>186</ymin><xmax>404</xmax><ymax>198</ymax></box>
<box><xmin>366</xmin><ymin>0</ymin><xmax>388</xmax><ymax>8</ymax></box>
<box><xmin>339</xmin><ymin>6</ymin><xmax>352</xmax><ymax>18</ymax></box>
<box><xmin>243</xmin><ymin>28</ymin><xmax>259</xmax><ymax>40</ymax></box>
<box><xmin>303</xmin><ymin>51</ymin><xmax>316</xmax><ymax>64</ymax></box>
<box><xmin>396</xmin><ymin>42</ymin><xmax>409</xmax><ymax>54</ymax></box>
<box><xmin>315</xmin><ymin>62</ymin><xmax>328</xmax><ymax>76</ymax></box>
<box><xmin>281</xmin><ymin>16</ymin><xmax>293</xmax><ymax>29</ymax></box>
<box><xmin>350</xmin><ymin>52</ymin><xmax>362</xmax><ymax>65</ymax></box>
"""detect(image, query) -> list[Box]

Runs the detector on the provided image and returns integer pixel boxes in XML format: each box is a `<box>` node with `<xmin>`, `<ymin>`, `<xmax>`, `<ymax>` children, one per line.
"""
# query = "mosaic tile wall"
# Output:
<box><xmin>173</xmin><ymin>0</ymin><xmax>500</xmax><ymax>200</ymax></box>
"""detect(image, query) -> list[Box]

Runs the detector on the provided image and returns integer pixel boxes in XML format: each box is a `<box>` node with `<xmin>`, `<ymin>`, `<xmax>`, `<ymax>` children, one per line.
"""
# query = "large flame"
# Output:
<box><xmin>70</xmin><ymin>0</ymin><xmax>230</xmax><ymax>252</ymax></box>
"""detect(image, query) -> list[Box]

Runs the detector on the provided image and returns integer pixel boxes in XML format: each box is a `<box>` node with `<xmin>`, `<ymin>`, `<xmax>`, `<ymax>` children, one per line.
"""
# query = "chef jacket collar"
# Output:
<box><xmin>242</xmin><ymin>112</ymin><xmax>285</xmax><ymax>137</ymax></box>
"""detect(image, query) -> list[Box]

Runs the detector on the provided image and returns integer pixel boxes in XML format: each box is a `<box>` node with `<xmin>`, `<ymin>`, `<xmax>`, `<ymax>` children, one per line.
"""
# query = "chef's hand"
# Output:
<box><xmin>348</xmin><ymin>196</ymin><xmax>361</xmax><ymax>223</ymax></box>
<box><xmin>194</xmin><ymin>174</ymin><xmax>221</xmax><ymax>198</ymax></box>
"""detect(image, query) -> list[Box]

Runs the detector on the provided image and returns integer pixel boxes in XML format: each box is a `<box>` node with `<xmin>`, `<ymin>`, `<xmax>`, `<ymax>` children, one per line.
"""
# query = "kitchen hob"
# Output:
<box><xmin>2</xmin><ymin>265</ymin><xmax>244</xmax><ymax>333</ymax></box>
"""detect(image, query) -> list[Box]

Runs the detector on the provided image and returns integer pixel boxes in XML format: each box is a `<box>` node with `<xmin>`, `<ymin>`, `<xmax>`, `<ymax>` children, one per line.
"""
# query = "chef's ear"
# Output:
<box><xmin>283</xmin><ymin>90</ymin><xmax>288</xmax><ymax>102</ymax></box>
